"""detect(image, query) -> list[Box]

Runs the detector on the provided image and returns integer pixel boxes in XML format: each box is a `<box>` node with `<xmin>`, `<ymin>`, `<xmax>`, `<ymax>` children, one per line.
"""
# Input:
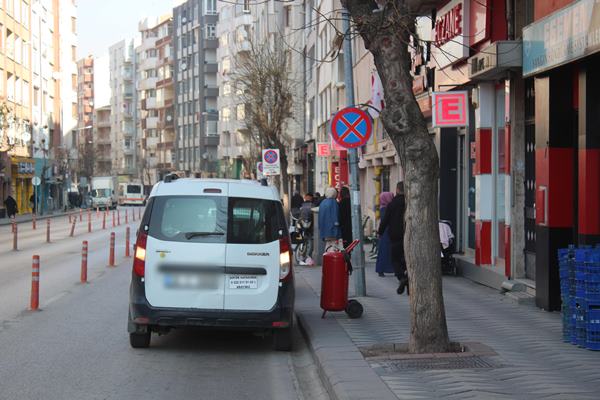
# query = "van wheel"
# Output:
<box><xmin>273</xmin><ymin>328</ymin><xmax>293</xmax><ymax>351</ymax></box>
<box><xmin>130</xmin><ymin>331</ymin><xmax>151</xmax><ymax>348</ymax></box>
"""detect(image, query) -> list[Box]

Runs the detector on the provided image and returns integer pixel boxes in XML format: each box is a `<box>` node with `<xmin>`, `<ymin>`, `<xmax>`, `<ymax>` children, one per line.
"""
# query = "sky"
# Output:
<box><xmin>77</xmin><ymin>0</ymin><xmax>180</xmax><ymax>58</ymax></box>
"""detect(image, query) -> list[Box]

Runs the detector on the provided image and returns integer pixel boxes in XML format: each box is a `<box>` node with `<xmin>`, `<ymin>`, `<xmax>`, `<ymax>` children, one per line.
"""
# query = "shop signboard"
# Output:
<box><xmin>523</xmin><ymin>0</ymin><xmax>600</xmax><ymax>77</ymax></box>
<box><xmin>432</xmin><ymin>0</ymin><xmax>470</xmax><ymax>69</ymax></box>
<box><xmin>432</xmin><ymin>91</ymin><xmax>469</xmax><ymax>127</ymax></box>
<box><xmin>316</xmin><ymin>142</ymin><xmax>331</xmax><ymax>157</ymax></box>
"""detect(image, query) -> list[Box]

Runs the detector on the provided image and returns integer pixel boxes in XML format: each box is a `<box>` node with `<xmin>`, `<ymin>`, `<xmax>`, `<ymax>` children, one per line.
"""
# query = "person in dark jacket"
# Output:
<box><xmin>299</xmin><ymin>193</ymin><xmax>315</xmax><ymax>263</ymax></box>
<box><xmin>313</xmin><ymin>192</ymin><xmax>323</xmax><ymax>206</ymax></box>
<box><xmin>338</xmin><ymin>186</ymin><xmax>352</xmax><ymax>247</ymax></box>
<box><xmin>291</xmin><ymin>191</ymin><xmax>303</xmax><ymax>219</ymax></box>
<box><xmin>378</xmin><ymin>182</ymin><xmax>408</xmax><ymax>295</ymax></box>
<box><xmin>4</xmin><ymin>195</ymin><xmax>18</xmax><ymax>219</ymax></box>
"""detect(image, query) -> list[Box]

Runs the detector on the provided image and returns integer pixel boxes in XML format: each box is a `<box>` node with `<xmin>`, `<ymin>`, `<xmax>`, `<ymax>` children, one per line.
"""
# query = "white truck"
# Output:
<box><xmin>91</xmin><ymin>176</ymin><xmax>118</xmax><ymax>210</ymax></box>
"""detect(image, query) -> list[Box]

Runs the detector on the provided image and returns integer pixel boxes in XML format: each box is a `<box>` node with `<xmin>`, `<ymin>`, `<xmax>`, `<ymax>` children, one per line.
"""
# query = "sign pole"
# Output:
<box><xmin>342</xmin><ymin>9</ymin><xmax>366</xmax><ymax>297</ymax></box>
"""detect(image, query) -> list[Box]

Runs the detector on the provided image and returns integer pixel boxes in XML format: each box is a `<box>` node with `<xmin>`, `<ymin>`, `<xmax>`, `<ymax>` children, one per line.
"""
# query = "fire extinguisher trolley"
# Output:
<box><xmin>320</xmin><ymin>239</ymin><xmax>364</xmax><ymax>319</ymax></box>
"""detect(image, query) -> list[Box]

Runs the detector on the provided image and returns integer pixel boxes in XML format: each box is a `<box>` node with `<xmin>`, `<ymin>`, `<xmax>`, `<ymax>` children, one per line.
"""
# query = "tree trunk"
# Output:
<box><xmin>344</xmin><ymin>0</ymin><xmax>450</xmax><ymax>353</ymax></box>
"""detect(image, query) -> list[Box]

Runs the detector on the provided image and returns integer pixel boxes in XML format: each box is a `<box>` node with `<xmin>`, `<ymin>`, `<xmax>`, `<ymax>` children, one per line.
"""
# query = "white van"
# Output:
<box><xmin>128</xmin><ymin>177</ymin><xmax>294</xmax><ymax>350</ymax></box>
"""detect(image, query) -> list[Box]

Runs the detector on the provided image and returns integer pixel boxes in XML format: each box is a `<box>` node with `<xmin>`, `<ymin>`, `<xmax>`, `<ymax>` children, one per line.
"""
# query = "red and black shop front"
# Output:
<box><xmin>523</xmin><ymin>1</ymin><xmax>600</xmax><ymax>310</ymax></box>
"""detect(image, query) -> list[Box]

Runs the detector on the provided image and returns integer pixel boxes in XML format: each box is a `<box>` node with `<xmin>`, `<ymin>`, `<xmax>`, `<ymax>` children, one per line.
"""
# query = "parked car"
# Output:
<box><xmin>128</xmin><ymin>176</ymin><xmax>295</xmax><ymax>350</ymax></box>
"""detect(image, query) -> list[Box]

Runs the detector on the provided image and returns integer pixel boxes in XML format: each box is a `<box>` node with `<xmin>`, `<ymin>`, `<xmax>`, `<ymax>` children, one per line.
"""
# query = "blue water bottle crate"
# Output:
<box><xmin>585</xmin><ymin>306</ymin><xmax>600</xmax><ymax>350</ymax></box>
<box><xmin>574</xmin><ymin>298</ymin><xmax>588</xmax><ymax>347</ymax></box>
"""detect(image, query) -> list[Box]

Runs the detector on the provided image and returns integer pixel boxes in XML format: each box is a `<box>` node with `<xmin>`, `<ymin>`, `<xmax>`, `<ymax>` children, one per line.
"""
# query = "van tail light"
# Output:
<box><xmin>279</xmin><ymin>237</ymin><xmax>292</xmax><ymax>281</ymax></box>
<box><xmin>133</xmin><ymin>232</ymin><xmax>148</xmax><ymax>277</ymax></box>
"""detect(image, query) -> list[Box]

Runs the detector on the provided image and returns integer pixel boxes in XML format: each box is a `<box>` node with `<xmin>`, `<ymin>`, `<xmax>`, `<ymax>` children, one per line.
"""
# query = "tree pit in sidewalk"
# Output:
<box><xmin>360</xmin><ymin>342</ymin><xmax>503</xmax><ymax>371</ymax></box>
<box><xmin>359</xmin><ymin>341</ymin><xmax>497</xmax><ymax>360</ymax></box>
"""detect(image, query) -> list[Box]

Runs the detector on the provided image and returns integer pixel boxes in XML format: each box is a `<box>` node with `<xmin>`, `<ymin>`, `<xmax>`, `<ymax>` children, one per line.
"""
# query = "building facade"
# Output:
<box><xmin>75</xmin><ymin>55</ymin><xmax>93</xmax><ymax>181</ymax></box>
<box><xmin>137</xmin><ymin>14</ymin><xmax>174</xmax><ymax>187</ymax></box>
<box><xmin>173</xmin><ymin>0</ymin><xmax>219</xmax><ymax>177</ymax></box>
<box><xmin>109</xmin><ymin>38</ymin><xmax>137</xmax><ymax>182</ymax></box>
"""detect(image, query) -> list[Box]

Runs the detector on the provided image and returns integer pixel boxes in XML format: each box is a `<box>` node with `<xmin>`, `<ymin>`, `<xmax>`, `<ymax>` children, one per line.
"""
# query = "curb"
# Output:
<box><xmin>295</xmin><ymin>274</ymin><xmax>397</xmax><ymax>400</ymax></box>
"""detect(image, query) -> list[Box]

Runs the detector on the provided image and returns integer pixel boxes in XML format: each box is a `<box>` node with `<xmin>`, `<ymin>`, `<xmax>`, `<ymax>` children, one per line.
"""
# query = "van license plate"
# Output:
<box><xmin>229</xmin><ymin>276</ymin><xmax>258</xmax><ymax>289</ymax></box>
<box><xmin>163</xmin><ymin>273</ymin><xmax>218</xmax><ymax>290</ymax></box>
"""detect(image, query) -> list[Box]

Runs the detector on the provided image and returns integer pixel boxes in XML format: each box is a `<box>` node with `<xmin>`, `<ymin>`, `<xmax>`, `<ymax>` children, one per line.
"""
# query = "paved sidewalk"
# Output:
<box><xmin>0</xmin><ymin>209</ymin><xmax>74</xmax><ymax>226</ymax></box>
<box><xmin>296</xmin><ymin>263</ymin><xmax>600</xmax><ymax>400</ymax></box>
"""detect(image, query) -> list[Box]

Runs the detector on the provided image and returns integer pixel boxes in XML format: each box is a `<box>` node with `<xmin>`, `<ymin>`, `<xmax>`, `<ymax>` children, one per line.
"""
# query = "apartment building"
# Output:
<box><xmin>137</xmin><ymin>14</ymin><xmax>174</xmax><ymax>186</ymax></box>
<box><xmin>58</xmin><ymin>0</ymin><xmax>77</xmax><ymax>191</ymax></box>
<box><xmin>173</xmin><ymin>0</ymin><xmax>219</xmax><ymax>176</ymax></box>
<box><xmin>215</xmin><ymin>0</ymin><xmax>251</xmax><ymax>179</ymax></box>
<box><xmin>109</xmin><ymin>38</ymin><xmax>137</xmax><ymax>181</ymax></box>
<box><xmin>0</xmin><ymin>0</ymin><xmax>34</xmax><ymax>214</ymax></box>
<box><xmin>303</xmin><ymin>0</ymin><xmax>347</xmax><ymax>195</ymax></box>
<box><xmin>75</xmin><ymin>55</ymin><xmax>93</xmax><ymax>180</ymax></box>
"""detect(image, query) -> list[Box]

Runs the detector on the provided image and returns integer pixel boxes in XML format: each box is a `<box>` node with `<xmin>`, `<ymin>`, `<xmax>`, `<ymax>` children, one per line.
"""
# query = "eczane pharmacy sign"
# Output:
<box><xmin>523</xmin><ymin>0</ymin><xmax>600</xmax><ymax>76</ymax></box>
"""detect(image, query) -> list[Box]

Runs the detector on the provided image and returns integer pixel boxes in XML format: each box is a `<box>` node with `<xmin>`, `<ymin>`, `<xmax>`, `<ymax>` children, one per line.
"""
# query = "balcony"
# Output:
<box><xmin>203</xmin><ymin>38</ymin><xmax>218</xmax><ymax>49</ymax></box>
<box><xmin>157</xmin><ymin>141</ymin><xmax>174</xmax><ymax>150</ymax></box>
<box><xmin>123</xmin><ymin>146</ymin><xmax>134</xmax><ymax>155</ymax></box>
<box><xmin>84</xmin><ymin>88</ymin><xmax>93</xmax><ymax>98</ymax></box>
<box><xmin>139</xmin><ymin>77</ymin><xmax>158</xmax><ymax>91</ymax></box>
<box><xmin>121</xmin><ymin>122</ymin><xmax>135</xmax><ymax>136</ymax></box>
<box><xmin>122</xmin><ymin>68</ymin><xmax>134</xmax><ymax>81</ymax></box>
<box><xmin>139</xmin><ymin>57</ymin><xmax>158</xmax><ymax>70</ymax></box>
<box><xmin>83</xmin><ymin>58</ymin><xmax>93</xmax><ymax>68</ymax></box>
<box><xmin>146</xmin><ymin>136</ymin><xmax>159</xmax><ymax>148</ymax></box>
<box><xmin>204</xmin><ymin>135</ymin><xmax>219</xmax><ymax>147</ymax></box>
<box><xmin>117</xmin><ymin>167</ymin><xmax>137</xmax><ymax>176</ymax></box>
<box><xmin>96</xmin><ymin>135</ymin><xmax>111</xmax><ymax>145</ymax></box>
<box><xmin>157</xmin><ymin>162</ymin><xmax>172</xmax><ymax>170</ymax></box>
<box><xmin>96</xmin><ymin>119</ymin><xmax>111</xmax><ymax>128</ymax></box>
<box><xmin>146</xmin><ymin>116</ymin><xmax>158</xmax><ymax>129</ymax></box>
<box><xmin>204</xmin><ymin>86</ymin><xmax>219</xmax><ymax>98</ymax></box>
<box><xmin>204</xmin><ymin>63</ymin><xmax>218</xmax><ymax>73</ymax></box>
<box><xmin>144</xmin><ymin>97</ymin><xmax>157</xmax><ymax>109</ymax></box>
<box><xmin>83</xmin><ymin>73</ymin><xmax>92</xmax><ymax>83</ymax></box>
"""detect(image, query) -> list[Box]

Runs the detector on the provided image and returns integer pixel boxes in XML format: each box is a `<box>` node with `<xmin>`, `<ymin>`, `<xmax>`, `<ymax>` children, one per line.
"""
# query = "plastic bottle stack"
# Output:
<box><xmin>559</xmin><ymin>245</ymin><xmax>600</xmax><ymax>350</ymax></box>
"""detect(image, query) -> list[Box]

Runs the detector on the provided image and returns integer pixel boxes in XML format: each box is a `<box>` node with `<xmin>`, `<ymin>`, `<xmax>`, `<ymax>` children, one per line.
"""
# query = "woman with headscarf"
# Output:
<box><xmin>318</xmin><ymin>187</ymin><xmax>341</xmax><ymax>251</ymax></box>
<box><xmin>375</xmin><ymin>191</ymin><xmax>395</xmax><ymax>276</ymax></box>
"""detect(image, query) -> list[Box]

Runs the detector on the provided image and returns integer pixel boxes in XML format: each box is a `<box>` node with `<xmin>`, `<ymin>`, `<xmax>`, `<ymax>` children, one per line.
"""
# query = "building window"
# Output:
<box><xmin>222</xmin><ymin>57</ymin><xmax>230</xmax><ymax>75</ymax></box>
<box><xmin>236</xmin><ymin>104</ymin><xmax>245</xmax><ymax>120</ymax></box>
<box><xmin>222</xmin><ymin>82</ymin><xmax>231</xmax><ymax>96</ymax></box>
<box><xmin>284</xmin><ymin>6</ymin><xmax>291</xmax><ymax>28</ymax></box>
<box><xmin>206</xmin><ymin>24</ymin><xmax>216</xmax><ymax>39</ymax></box>
<box><xmin>221</xmin><ymin>107</ymin><xmax>230</xmax><ymax>122</ymax></box>
<box><xmin>72</xmin><ymin>45</ymin><xmax>77</xmax><ymax>62</ymax></box>
<box><xmin>243</xmin><ymin>0</ymin><xmax>250</xmax><ymax>13</ymax></box>
<box><xmin>205</xmin><ymin>0</ymin><xmax>217</xmax><ymax>15</ymax></box>
<box><xmin>72</xmin><ymin>74</ymin><xmax>77</xmax><ymax>90</ymax></box>
<box><xmin>71</xmin><ymin>16</ymin><xmax>77</xmax><ymax>34</ymax></box>
<box><xmin>72</xmin><ymin>103</ymin><xmax>77</xmax><ymax>119</ymax></box>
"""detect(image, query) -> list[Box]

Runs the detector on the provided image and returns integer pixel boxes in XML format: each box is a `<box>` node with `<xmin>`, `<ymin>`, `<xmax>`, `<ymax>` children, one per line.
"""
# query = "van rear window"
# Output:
<box><xmin>127</xmin><ymin>185</ymin><xmax>142</xmax><ymax>194</ymax></box>
<box><xmin>227</xmin><ymin>197</ymin><xmax>286</xmax><ymax>244</ymax></box>
<box><xmin>148</xmin><ymin>196</ymin><xmax>227</xmax><ymax>243</ymax></box>
<box><xmin>147</xmin><ymin>195</ymin><xmax>286</xmax><ymax>244</ymax></box>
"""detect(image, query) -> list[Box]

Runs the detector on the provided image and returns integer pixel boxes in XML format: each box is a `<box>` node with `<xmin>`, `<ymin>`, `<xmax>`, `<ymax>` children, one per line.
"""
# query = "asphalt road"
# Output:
<box><xmin>0</xmin><ymin>209</ymin><xmax>328</xmax><ymax>400</ymax></box>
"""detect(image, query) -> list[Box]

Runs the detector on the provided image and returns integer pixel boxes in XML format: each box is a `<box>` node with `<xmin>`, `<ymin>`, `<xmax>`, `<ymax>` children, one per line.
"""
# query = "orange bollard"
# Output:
<box><xmin>117</xmin><ymin>210</ymin><xmax>121</xmax><ymax>226</ymax></box>
<box><xmin>138</xmin><ymin>208</ymin><xmax>141</xmax><ymax>219</ymax></box>
<box><xmin>13</xmin><ymin>222</ymin><xmax>18</xmax><ymax>250</ymax></box>
<box><xmin>102</xmin><ymin>212</ymin><xmax>106</xmax><ymax>230</ymax></box>
<box><xmin>88</xmin><ymin>212</ymin><xmax>92</xmax><ymax>233</ymax></box>
<box><xmin>125</xmin><ymin>226</ymin><xmax>131</xmax><ymax>257</ymax></box>
<box><xmin>81</xmin><ymin>241</ymin><xmax>88</xmax><ymax>283</ymax></box>
<box><xmin>70</xmin><ymin>219</ymin><xmax>76</xmax><ymax>237</ymax></box>
<box><xmin>132</xmin><ymin>208</ymin><xmax>136</xmax><ymax>222</ymax></box>
<box><xmin>79</xmin><ymin>208</ymin><xmax>82</xmax><ymax>222</ymax></box>
<box><xmin>32</xmin><ymin>214</ymin><xmax>36</xmax><ymax>230</ymax></box>
<box><xmin>112</xmin><ymin>210</ymin><xmax>115</xmax><ymax>228</ymax></box>
<box><xmin>96</xmin><ymin>206</ymin><xmax>100</xmax><ymax>218</ymax></box>
<box><xmin>125</xmin><ymin>210</ymin><xmax>129</xmax><ymax>224</ymax></box>
<box><xmin>31</xmin><ymin>255</ymin><xmax>40</xmax><ymax>310</ymax></box>
<box><xmin>11</xmin><ymin>217</ymin><xmax>16</xmax><ymax>233</ymax></box>
<box><xmin>46</xmin><ymin>219</ymin><xmax>51</xmax><ymax>243</ymax></box>
<box><xmin>68</xmin><ymin>214</ymin><xmax>72</xmax><ymax>224</ymax></box>
<box><xmin>109</xmin><ymin>232</ymin><xmax>115</xmax><ymax>267</ymax></box>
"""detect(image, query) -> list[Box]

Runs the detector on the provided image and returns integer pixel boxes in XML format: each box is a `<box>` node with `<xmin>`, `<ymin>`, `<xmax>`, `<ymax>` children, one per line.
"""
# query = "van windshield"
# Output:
<box><xmin>92</xmin><ymin>189</ymin><xmax>111</xmax><ymax>198</ymax></box>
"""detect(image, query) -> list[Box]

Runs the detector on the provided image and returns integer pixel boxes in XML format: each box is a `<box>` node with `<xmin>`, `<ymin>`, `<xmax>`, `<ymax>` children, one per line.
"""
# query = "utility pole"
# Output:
<box><xmin>342</xmin><ymin>10</ymin><xmax>366</xmax><ymax>297</ymax></box>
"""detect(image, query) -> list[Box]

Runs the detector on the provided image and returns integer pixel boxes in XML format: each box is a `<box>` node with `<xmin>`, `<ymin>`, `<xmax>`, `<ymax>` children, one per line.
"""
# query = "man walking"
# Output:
<box><xmin>378</xmin><ymin>182</ymin><xmax>408</xmax><ymax>295</ymax></box>
<box><xmin>299</xmin><ymin>193</ymin><xmax>315</xmax><ymax>264</ymax></box>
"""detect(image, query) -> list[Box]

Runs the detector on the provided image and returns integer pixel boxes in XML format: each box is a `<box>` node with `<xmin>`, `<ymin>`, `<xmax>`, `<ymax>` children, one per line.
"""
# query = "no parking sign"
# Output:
<box><xmin>262</xmin><ymin>149</ymin><xmax>281</xmax><ymax>176</ymax></box>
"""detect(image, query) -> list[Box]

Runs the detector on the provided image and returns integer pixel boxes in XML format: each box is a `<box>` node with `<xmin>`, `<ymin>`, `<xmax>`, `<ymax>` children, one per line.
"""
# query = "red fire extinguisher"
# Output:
<box><xmin>320</xmin><ymin>239</ymin><xmax>363</xmax><ymax>319</ymax></box>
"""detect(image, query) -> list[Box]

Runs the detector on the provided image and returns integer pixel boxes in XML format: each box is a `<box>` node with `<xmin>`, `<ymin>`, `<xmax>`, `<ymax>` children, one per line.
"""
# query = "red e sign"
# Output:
<box><xmin>432</xmin><ymin>91</ymin><xmax>469</xmax><ymax>127</ymax></box>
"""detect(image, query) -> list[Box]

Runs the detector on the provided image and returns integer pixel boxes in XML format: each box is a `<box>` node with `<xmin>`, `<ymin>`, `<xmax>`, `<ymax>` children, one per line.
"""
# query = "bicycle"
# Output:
<box><xmin>290</xmin><ymin>215</ymin><xmax>312</xmax><ymax>265</ymax></box>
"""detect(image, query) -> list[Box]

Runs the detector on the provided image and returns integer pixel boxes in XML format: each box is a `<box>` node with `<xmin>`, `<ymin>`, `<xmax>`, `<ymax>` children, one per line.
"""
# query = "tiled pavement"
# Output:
<box><xmin>296</xmin><ymin>263</ymin><xmax>600</xmax><ymax>400</ymax></box>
